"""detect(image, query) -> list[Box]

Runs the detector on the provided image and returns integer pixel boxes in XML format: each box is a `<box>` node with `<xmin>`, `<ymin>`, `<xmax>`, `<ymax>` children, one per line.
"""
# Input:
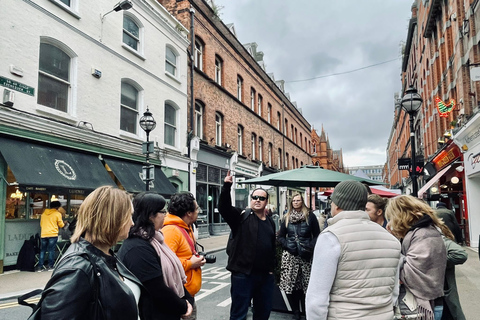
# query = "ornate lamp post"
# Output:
<box><xmin>401</xmin><ymin>86</ymin><xmax>423</xmax><ymax>197</ymax></box>
<box><xmin>139</xmin><ymin>107</ymin><xmax>156</xmax><ymax>191</ymax></box>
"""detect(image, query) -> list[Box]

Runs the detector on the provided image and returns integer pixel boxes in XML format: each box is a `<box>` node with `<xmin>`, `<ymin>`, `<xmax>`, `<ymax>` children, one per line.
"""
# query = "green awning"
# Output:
<box><xmin>0</xmin><ymin>137</ymin><xmax>116</xmax><ymax>192</ymax></box>
<box><xmin>104</xmin><ymin>157</ymin><xmax>176</xmax><ymax>196</ymax></box>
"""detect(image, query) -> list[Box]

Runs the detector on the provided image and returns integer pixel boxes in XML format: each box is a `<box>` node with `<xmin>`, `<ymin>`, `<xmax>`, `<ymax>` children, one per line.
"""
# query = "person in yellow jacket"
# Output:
<box><xmin>37</xmin><ymin>201</ymin><xmax>65</xmax><ymax>271</ymax></box>
<box><xmin>162</xmin><ymin>192</ymin><xmax>205</xmax><ymax>320</ymax></box>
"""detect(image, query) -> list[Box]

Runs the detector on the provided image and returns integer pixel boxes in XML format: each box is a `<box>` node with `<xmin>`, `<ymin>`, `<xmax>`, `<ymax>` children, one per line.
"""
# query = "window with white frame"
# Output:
<box><xmin>257</xmin><ymin>95</ymin><xmax>262</xmax><ymax>116</ymax></box>
<box><xmin>120</xmin><ymin>81</ymin><xmax>139</xmax><ymax>134</ymax></box>
<box><xmin>237</xmin><ymin>76</ymin><xmax>243</xmax><ymax>102</ymax></box>
<box><xmin>123</xmin><ymin>15</ymin><xmax>140</xmax><ymax>51</ymax></box>
<box><xmin>215</xmin><ymin>56</ymin><xmax>222</xmax><ymax>85</ymax></box>
<box><xmin>258</xmin><ymin>137</ymin><xmax>263</xmax><ymax>162</ymax></box>
<box><xmin>215</xmin><ymin>112</ymin><xmax>222</xmax><ymax>146</ymax></box>
<box><xmin>195</xmin><ymin>101</ymin><xmax>203</xmax><ymax>138</ymax></box>
<box><xmin>237</xmin><ymin>125</ymin><xmax>243</xmax><ymax>155</ymax></box>
<box><xmin>251</xmin><ymin>133</ymin><xmax>256</xmax><ymax>160</ymax></box>
<box><xmin>164</xmin><ymin>103</ymin><xmax>177</xmax><ymax>146</ymax></box>
<box><xmin>166</xmin><ymin>46</ymin><xmax>177</xmax><ymax>76</ymax></box>
<box><xmin>250</xmin><ymin>88</ymin><xmax>255</xmax><ymax>111</ymax></box>
<box><xmin>267</xmin><ymin>103</ymin><xmax>272</xmax><ymax>123</ymax></box>
<box><xmin>37</xmin><ymin>42</ymin><xmax>71</xmax><ymax>112</ymax></box>
<box><xmin>194</xmin><ymin>38</ymin><xmax>203</xmax><ymax>71</ymax></box>
<box><xmin>268</xmin><ymin>143</ymin><xmax>272</xmax><ymax>167</ymax></box>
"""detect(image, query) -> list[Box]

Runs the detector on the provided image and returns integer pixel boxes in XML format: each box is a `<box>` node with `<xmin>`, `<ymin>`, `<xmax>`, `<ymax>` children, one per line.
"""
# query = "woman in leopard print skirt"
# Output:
<box><xmin>277</xmin><ymin>193</ymin><xmax>320</xmax><ymax>320</ymax></box>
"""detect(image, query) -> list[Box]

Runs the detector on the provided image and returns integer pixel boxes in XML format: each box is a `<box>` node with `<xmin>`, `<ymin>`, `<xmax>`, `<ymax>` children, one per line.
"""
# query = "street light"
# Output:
<box><xmin>139</xmin><ymin>107</ymin><xmax>156</xmax><ymax>191</ymax></box>
<box><xmin>401</xmin><ymin>86</ymin><xmax>423</xmax><ymax>197</ymax></box>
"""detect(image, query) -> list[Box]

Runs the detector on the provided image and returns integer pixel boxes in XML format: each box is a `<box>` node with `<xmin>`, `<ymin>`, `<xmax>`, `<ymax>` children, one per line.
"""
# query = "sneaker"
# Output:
<box><xmin>35</xmin><ymin>266</ymin><xmax>44</xmax><ymax>272</ymax></box>
<box><xmin>47</xmin><ymin>266</ymin><xmax>55</xmax><ymax>271</ymax></box>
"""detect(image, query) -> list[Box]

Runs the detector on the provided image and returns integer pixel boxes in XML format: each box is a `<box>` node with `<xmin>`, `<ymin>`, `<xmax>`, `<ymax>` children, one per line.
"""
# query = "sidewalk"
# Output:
<box><xmin>0</xmin><ymin>234</ymin><xmax>229</xmax><ymax>302</ymax></box>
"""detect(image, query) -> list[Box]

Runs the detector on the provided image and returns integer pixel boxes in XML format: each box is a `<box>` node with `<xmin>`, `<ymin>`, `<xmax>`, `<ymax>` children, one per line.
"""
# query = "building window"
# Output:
<box><xmin>194</xmin><ymin>37</ymin><xmax>204</xmax><ymax>71</ymax></box>
<box><xmin>123</xmin><ymin>15</ymin><xmax>140</xmax><ymax>51</ymax></box>
<box><xmin>267</xmin><ymin>103</ymin><xmax>272</xmax><ymax>123</ymax></box>
<box><xmin>291</xmin><ymin>124</ymin><xmax>294</xmax><ymax>140</ymax></box>
<box><xmin>277</xmin><ymin>112</ymin><xmax>281</xmax><ymax>130</ymax></box>
<box><xmin>120</xmin><ymin>82</ymin><xmax>139</xmax><ymax>133</ymax></box>
<box><xmin>164</xmin><ymin>103</ymin><xmax>177</xmax><ymax>146</ymax></box>
<box><xmin>166</xmin><ymin>46</ymin><xmax>177</xmax><ymax>76</ymax></box>
<box><xmin>278</xmin><ymin>148</ymin><xmax>282</xmax><ymax>169</ymax></box>
<box><xmin>313</xmin><ymin>142</ymin><xmax>316</xmax><ymax>153</ymax></box>
<box><xmin>215</xmin><ymin>112</ymin><xmax>223</xmax><ymax>146</ymax></box>
<box><xmin>237</xmin><ymin>125</ymin><xmax>243</xmax><ymax>155</ymax></box>
<box><xmin>292</xmin><ymin>156</ymin><xmax>295</xmax><ymax>169</ymax></box>
<box><xmin>300</xmin><ymin>133</ymin><xmax>303</xmax><ymax>148</ymax></box>
<box><xmin>285</xmin><ymin>119</ymin><xmax>289</xmax><ymax>136</ymax></box>
<box><xmin>258</xmin><ymin>137</ymin><xmax>263</xmax><ymax>162</ymax></box>
<box><xmin>294</xmin><ymin>128</ymin><xmax>298</xmax><ymax>143</ymax></box>
<box><xmin>195</xmin><ymin>101</ymin><xmax>203</xmax><ymax>138</ymax></box>
<box><xmin>251</xmin><ymin>133</ymin><xmax>256</xmax><ymax>160</ymax></box>
<box><xmin>285</xmin><ymin>152</ymin><xmax>289</xmax><ymax>169</ymax></box>
<box><xmin>268</xmin><ymin>143</ymin><xmax>272</xmax><ymax>167</ymax></box>
<box><xmin>250</xmin><ymin>88</ymin><xmax>255</xmax><ymax>111</ymax></box>
<box><xmin>215</xmin><ymin>55</ymin><xmax>222</xmax><ymax>85</ymax></box>
<box><xmin>257</xmin><ymin>95</ymin><xmax>263</xmax><ymax>116</ymax></box>
<box><xmin>37</xmin><ymin>42</ymin><xmax>71</xmax><ymax>112</ymax></box>
<box><xmin>237</xmin><ymin>76</ymin><xmax>243</xmax><ymax>102</ymax></box>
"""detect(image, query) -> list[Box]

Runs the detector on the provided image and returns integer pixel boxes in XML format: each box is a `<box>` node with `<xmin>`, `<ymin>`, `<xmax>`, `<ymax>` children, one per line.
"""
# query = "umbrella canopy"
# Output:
<box><xmin>242</xmin><ymin>165</ymin><xmax>385</xmax><ymax>188</ymax></box>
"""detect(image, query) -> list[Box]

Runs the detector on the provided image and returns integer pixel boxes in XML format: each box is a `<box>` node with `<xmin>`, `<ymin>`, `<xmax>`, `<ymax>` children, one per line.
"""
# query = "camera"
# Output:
<box><xmin>197</xmin><ymin>252</ymin><xmax>216</xmax><ymax>264</ymax></box>
<box><xmin>196</xmin><ymin>243</ymin><xmax>216</xmax><ymax>263</ymax></box>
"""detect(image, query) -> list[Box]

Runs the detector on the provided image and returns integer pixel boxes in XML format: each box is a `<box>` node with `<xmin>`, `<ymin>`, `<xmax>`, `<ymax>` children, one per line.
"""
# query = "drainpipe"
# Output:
<box><xmin>188</xmin><ymin>7</ymin><xmax>195</xmax><ymax>193</ymax></box>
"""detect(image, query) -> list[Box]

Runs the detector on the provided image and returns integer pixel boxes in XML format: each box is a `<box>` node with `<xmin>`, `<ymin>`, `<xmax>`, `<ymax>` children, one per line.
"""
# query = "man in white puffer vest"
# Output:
<box><xmin>306</xmin><ymin>180</ymin><xmax>401</xmax><ymax>320</ymax></box>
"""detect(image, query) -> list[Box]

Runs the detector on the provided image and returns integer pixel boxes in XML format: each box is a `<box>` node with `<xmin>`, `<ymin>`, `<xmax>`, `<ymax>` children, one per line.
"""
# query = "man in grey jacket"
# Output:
<box><xmin>306</xmin><ymin>180</ymin><xmax>401</xmax><ymax>320</ymax></box>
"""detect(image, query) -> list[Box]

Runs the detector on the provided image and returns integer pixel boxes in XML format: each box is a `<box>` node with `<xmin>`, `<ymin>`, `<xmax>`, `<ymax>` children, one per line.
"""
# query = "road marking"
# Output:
<box><xmin>202</xmin><ymin>266</ymin><xmax>230</xmax><ymax>280</ymax></box>
<box><xmin>195</xmin><ymin>281</ymin><xmax>229</xmax><ymax>301</ymax></box>
<box><xmin>0</xmin><ymin>297</ymin><xmax>39</xmax><ymax>310</ymax></box>
<box><xmin>217</xmin><ymin>297</ymin><xmax>231</xmax><ymax>307</ymax></box>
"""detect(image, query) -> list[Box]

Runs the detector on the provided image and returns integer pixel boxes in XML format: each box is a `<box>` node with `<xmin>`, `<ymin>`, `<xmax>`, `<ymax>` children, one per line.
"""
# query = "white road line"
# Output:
<box><xmin>195</xmin><ymin>281</ymin><xmax>230</xmax><ymax>301</ymax></box>
<box><xmin>217</xmin><ymin>297</ymin><xmax>231</xmax><ymax>307</ymax></box>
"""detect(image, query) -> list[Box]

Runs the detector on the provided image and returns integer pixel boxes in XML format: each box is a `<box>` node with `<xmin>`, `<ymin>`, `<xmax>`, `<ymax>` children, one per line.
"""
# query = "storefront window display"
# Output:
<box><xmin>196</xmin><ymin>164</ymin><xmax>228</xmax><ymax>226</ymax></box>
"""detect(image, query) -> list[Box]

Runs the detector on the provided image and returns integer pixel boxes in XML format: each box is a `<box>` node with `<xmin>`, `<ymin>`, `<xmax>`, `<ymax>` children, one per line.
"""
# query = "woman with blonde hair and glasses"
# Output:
<box><xmin>386</xmin><ymin>195</ymin><xmax>454</xmax><ymax>320</ymax></box>
<box><xmin>277</xmin><ymin>193</ymin><xmax>320</xmax><ymax>320</ymax></box>
<box><xmin>31</xmin><ymin>186</ymin><xmax>141</xmax><ymax>319</ymax></box>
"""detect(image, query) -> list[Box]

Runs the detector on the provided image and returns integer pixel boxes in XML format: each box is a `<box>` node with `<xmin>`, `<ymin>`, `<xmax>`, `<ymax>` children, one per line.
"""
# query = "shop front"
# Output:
<box><xmin>453</xmin><ymin>113</ymin><xmax>480</xmax><ymax>247</ymax></box>
<box><xmin>0</xmin><ymin>136</ymin><xmax>176</xmax><ymax>271</ymax></box>
<box><xmin>195</xmin><ymin>144</ymin><xmax>230</xmax><ymax>237</ymax></box>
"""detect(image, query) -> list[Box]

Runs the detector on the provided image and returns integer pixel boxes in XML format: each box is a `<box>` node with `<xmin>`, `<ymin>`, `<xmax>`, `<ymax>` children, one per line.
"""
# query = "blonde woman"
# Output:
<box><xmin>277</xmin><ymin>193</ymin><xmax>320</xmax><ymax>320</ymax></box>
<box><xmin>386</xmin><ymin>195</ymin><xmax>453</xmax><ymax>320</ymax></box>
<box><xmin>33</xmin><ymin>186</ymin><xmax>141</xmax><ymax>320</ymax></box>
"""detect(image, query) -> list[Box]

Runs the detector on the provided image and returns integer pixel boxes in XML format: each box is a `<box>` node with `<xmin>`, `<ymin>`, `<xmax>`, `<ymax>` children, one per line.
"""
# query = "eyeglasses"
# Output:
<box><xmin>251</xmin><ymin>195</ymin><xmax>267</xmax><ymax>201</ymax></box>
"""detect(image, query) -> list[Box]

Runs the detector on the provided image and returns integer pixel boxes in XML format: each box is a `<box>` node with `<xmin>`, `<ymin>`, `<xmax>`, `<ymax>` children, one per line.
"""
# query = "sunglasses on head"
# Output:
<box><xmin>251</xmin><ymin>195</ymin><xmax>267</xmax><ymax>201</ymax></box>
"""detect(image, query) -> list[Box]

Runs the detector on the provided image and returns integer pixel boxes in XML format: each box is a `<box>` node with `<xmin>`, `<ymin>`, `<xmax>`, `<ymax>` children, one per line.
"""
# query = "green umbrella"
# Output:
<box><xmin>241</xmin><ymin>165</ymin><xmax>384</xmax><ymax>208</ymax></box>
<box><xmin>242</xmin><ymin>165</ymin><xmax>384</xmax><ymax>188</ymax></box>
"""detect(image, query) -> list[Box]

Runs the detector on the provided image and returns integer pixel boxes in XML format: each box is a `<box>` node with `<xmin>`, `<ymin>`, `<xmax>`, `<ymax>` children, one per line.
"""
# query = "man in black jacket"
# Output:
<box><xmin>218</xmin><ymin>170</ymin><xmax>276</xmax><ymax>320</ymax></box>
<box><xmin>436</xmin><ymin>202</ymin><xmax>463</xmax><ymax>244</ymax></box>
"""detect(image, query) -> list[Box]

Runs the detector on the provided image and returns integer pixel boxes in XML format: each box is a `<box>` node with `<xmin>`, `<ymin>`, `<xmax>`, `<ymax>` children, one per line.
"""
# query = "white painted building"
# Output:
<box><xmin>0</xmin><ymin>0</ymin><xmax>190</xmax><ymax>271</ymax></box>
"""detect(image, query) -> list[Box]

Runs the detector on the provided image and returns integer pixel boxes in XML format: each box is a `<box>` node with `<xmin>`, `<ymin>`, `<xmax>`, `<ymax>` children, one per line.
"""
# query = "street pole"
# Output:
<box><xmin>409</xmin><ymin>113</ymin><xmax>418</xmax><ymax>197</ymax></box>
<box><xmin>145</xmin><ymin>130</ymin><xmax>151</xmax><ymax>191</ymax></box>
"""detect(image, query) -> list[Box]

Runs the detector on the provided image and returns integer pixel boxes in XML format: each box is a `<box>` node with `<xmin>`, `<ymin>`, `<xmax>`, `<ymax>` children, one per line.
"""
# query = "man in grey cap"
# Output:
<box><xmin>306</xmin><ymin>180</ymin><xmax>401</xmax><ymax>320</ymax></box>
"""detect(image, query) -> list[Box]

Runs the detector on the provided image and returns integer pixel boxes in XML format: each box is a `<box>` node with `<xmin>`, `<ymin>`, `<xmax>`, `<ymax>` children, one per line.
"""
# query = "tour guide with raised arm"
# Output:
<box><xmin>218</xmin><ymin>171</ymin><xmax>276</xmax><ymax>320</ymax></box>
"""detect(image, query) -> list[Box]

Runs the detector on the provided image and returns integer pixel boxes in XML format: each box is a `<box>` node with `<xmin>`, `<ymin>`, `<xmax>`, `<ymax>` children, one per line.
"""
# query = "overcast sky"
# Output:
<box><xmin>213</xmin><ymin>0</ymin><xmax>413</xmax><ymax>168</ymax></box>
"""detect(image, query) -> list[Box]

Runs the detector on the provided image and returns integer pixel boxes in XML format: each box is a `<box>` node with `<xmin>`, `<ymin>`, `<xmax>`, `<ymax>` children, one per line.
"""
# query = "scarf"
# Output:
<box><xmin>137</xmin><ymin>229</ymin><xmax>186</xmax><ymax>298</ymax></box>
<box><xmin>289</xmin><ymin>210</ymin><xmax>306</xmax><ymax>224</ymax></box>
<box><xmin>401</xmin><ymin>215</ymin><xmax>445</xmax><ymax>320</ymax></box>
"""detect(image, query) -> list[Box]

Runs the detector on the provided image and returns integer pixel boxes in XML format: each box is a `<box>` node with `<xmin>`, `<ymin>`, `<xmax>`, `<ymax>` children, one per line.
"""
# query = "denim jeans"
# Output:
<box><xmin>433</xmin><ymin>305</ymin><xmax>443</xmax><ymax>320</ymax></box>
<box><xmin>230</xmin><ymin>271</ymin><xmax>274</xmax><ymax>320</ymax></box>
<box><xmin>38</xmin><ymin>236</ymin><xmax>58</xmax><ymax>268</ymax></box>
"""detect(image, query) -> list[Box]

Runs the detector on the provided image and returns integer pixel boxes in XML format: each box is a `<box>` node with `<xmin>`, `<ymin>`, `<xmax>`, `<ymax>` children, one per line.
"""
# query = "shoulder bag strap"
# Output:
<box><xmin>175</xmin><ymin>225</ymin><xmax>197</xmax><ymax>255</ymax></box>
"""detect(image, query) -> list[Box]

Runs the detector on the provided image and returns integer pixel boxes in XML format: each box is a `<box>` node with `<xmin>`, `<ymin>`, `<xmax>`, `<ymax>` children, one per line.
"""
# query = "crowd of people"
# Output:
<box><xmin>28</xmin><ymin>174</ymin><xmax>468</xmax><ymax>320</ymax></box>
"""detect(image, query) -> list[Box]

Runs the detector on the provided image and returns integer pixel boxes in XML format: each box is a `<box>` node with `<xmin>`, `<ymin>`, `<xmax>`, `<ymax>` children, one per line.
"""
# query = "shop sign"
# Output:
<box><xmin>435</xmin><ymin>97</ymin><xmax>456</xmax><ymax>118</ymax></box>
<box><xmin>465</xmin><ymin>143</ymin><xmax>480</xmax><ymax>175</ymax></box>
<box><xmin>453</xmin><ymin>113</ymin><xmax>480</xmax><ymax>150</ymax></box>
<box><xmin>432</xmin><ymin>144</ymin><xmax>461</xmax><ymax>170</ymax></box>
<box><xmin>0</xmin><ymin>76</ymin><xmax>35</xmax><ymax>96</ymax></box>
<box><xmin>398</xmin><ymin>158</ymin><xmax>410</xmax><ymax>170</ymax></box>
<box><xmin>4</xmin><ymin>221</ymin><xmax>40</xmax><ymax>266</ymax></box>
<box><xmin>235</xmin><ymin>166</ymin><xmax>258</xmax><ymax>177</ymax></box>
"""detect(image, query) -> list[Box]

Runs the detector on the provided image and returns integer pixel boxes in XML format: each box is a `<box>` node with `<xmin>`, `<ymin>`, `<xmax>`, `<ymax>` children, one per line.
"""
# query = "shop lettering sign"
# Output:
<box><xmin>468</xmin><ymin>151</ymin><xmax>480</xmax><ymax>170</ymax></box>
<box><xmin>433</xmin><ymin>144</ymin><xmax>461</xmax><ymax>170</ymax></box>
<box><xmin>465</xmin><ymin>126</ymin><xmax>480</xmax><ymax>144</ymax></box>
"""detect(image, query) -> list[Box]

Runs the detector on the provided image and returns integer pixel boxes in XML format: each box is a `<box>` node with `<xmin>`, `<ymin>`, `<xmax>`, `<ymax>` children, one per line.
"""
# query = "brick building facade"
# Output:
<box><xmin>158</xmin><ymin>0</ymin><xmax>312</xmax><ymax>236</ymax></box>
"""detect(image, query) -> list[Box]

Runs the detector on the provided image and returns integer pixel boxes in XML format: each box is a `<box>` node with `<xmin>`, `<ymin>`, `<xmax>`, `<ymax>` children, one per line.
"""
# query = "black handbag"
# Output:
<box><xmin>18</xmin><ymin>251</ymin><xmax>104</xmax><ymax>320</ymax></box>
<box><xmin>293</xmin><ymin>225</ymin><xmax>313</xmax><ymax>260</ymax></box>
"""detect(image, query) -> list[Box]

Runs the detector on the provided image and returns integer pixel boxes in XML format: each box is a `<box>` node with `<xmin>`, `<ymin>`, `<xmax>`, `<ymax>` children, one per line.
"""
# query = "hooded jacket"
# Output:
<box><xmin>162</xmin><ymin>214</ymin><xmax>202</xmax><ymax>296</ymax></box>
<box><xmin>40</xmin><ymin>208</ymin><xmax>65</xmax><ymax>238</ymax></box>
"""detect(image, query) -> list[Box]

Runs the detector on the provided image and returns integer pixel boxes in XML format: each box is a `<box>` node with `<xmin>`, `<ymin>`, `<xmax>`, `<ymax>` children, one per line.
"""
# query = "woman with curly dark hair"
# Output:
<box><xmin>162</xmin><ymin>192</ymin><xmax>205</xmax><ymax>320</ymax></box>
<box><xmin>118</xmin><ymin>192</ymin><xmax>193</xmax><ymax>320</ymax></box>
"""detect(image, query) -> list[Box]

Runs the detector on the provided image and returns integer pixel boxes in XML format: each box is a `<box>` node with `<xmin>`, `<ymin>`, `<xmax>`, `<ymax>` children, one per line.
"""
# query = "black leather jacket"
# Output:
<box><xmin>38</xmin><ymin>239</ymin><xmax>142</xmax><ymax>320</ymax></box>
<box><xmin>277</xmin><ymin>212</ymin><xmax>320</xmax><ymax>256</ymax></box>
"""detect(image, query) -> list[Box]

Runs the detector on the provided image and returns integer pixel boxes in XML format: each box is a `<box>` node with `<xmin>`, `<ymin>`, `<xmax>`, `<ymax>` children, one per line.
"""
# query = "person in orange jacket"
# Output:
<box><xmin>162</xmin><ymin>192</ymin><xmax>206</xmax><ymax>320</ymax></box>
